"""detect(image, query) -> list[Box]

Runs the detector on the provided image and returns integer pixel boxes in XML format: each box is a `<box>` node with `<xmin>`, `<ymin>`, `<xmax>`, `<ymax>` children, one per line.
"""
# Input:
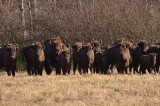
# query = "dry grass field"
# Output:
<box><xmin>1</xmin><ymin>71</ymin><xmax>160</xmax><ymax>106</ymax></box>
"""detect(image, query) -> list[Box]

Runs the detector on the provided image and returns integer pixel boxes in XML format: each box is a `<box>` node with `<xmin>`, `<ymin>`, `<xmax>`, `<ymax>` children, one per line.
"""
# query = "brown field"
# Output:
<box><xmin>1</xmin><ymin>71</ymin><xmax>160</xmax><ymax>106</ymax></box>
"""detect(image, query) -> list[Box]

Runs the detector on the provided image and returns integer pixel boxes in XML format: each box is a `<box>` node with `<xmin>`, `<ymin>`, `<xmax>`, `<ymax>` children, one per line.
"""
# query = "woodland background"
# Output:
<box><xmin>1</xmin><ymin>0</ymin><xmax>160</xmax><ymax>46</ymax></box>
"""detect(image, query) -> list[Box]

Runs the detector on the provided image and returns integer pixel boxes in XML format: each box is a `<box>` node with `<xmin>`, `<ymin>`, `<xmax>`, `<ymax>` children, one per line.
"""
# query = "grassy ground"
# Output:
<box><xmin>1</xmin><ymin>71</ymin><xmax>160</xmax><ymax>106</ymax></box>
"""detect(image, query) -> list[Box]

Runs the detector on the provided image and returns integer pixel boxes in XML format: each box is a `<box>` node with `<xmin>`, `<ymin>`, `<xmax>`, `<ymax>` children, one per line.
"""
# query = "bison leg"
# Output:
<box><xmin>11</xmin><ymin>69</ymin><xmax>15</xmax><ymax>77</ymax></box>
<box><xmin>95</xmin><ymin>67</ymin><xmax>99</xmax><ymax>74</ymax></box>
<box><xmin>110</xmin><ymin>65</ymin><xmax>114</xmax><ymax>74</ymax></box>
<box><xmin>134</xmin><ymin>63</ymin><xmax>139</xmax><ymax>74</ymax></box>
<box><xmin>68</xmin><ymin>65</ymin><xmax>71</xmax><ymax>75</ymax></box>
<box><xmin>10</xmin><ymin>62</ymin><xmax>16</xmax><ymax>77</ymax></box>
<box><xmin>78</xmin><ymin>68</ymin><xmax>82</xmax><ymax>75</ymax></box>
<box><xmin>142</xmin><ymin>68</ymin><xmax>146</xmax><ymax>75</ymax></box>
<box><xmin>93</xmin><ymin>67</ymin><xmax>96</xmax><ymax>74</ymax></box>
<box><xmin>90</xmin><ymin>66</ymin><xmax>93</xmax><ymax>74</ymax></box>
<box><xmin>11</xmin><ymin>67</ymin><xmax>16</xmax><ymax>77</ymax></box>
<box><xmin>37</xmin><ymin>67</ymin><xmax>43</xmax><ymax>76</ymax></box>
<box><xmin>103</xmin><ymin>64</ymin><xmax>109</xmax><ymax>75</ymax></box>
<box><xmin>124</xmin><ymin>67</ymin><xmax>128</xmax><ymax>74</ymax></box>
<box><xmin>44</xmin><ymin>59</ymin><xmax>52</xmax><ymax>75</ymax></box>
<box><xmin>147</xmin><ymin>68</ymin><xmax>152</xmax><ymax>74</ymax></box>
<box><xmin>56</xmin><ymin>65</ymin><xmax>61</xmax><ymax>75</ymax></box>
<box><xmin>139</xmin><ymin>66</ymin><xmax>145</xmax><ymax>75</ymax></box>
<box><xmin>156</xmin><ymin>64</ymin><xmax>159</xmax><ymax>73</ymax></box>
<box><xmin>6</xmin><ymin>69</ymin><xmax>11</xmax><ymax>76</ymax></box>
<box><xmin>33</xmin><ymin>68</ymin><xmax>38</xmax><ymax>76</ymax></box>
<box><xmin>117</xmin><ymin>65</ymin><xmax>123</xmax><ymax>74</ymax></box>
<box><xmin>62</xmin><ymin>67</ymin><xmax>66</xmax><ymax>75</ymax></box>
<box><xmin>73</xmin><ymin>63</ymin><xmax>77</xmax><ymax>75</ymax></box>
<box><xmin>26</xmin><ymin>65</ymin><xmax>32</xmax><ymax>76</ymax></box>
<box><xmin>153</xmin><ymin>67</ymin><xmax>157</xmax><ymax>74</ymax></box>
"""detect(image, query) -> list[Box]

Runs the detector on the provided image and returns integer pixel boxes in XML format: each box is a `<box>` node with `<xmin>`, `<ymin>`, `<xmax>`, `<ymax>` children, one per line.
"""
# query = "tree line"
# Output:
<box><xmin>1</xmin><ymin>0</ymin><xmax>160</xmax><ymax>47</ymax></box>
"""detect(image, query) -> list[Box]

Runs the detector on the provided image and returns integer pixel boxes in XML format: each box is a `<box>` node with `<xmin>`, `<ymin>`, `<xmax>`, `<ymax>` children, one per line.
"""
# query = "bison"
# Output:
<box><xmin>0</xmin><ymin>43</ymin><xmax>18</xmax><ymax>76</ymax></box>
<box><xmin>44</xmin><ymin>37</ymin><xmax>63</xmax><ymax>75</ymax></box>
<box><xmin>129</xmin><ymin>39</ymin><xmax>149</xmax><ymax>74</ymax></box>
<box><xmin>146</xmin><ymin>44</ymin><xmax>160</xmax><ymax>73</ymax></box>
<box><xmin>78</xmin><ymin>43</ymin><xmax>94</xmax><ymax>74</ymax></box>
<box><xmin>105</xmin><ymin>39</ymin><xmax>132</xmax><ymax>74</ymax></box>
<box><xmin>139</xmin><ymin>53</ymin><xmax>156</xmax><ymax>75</ymax></box>
<box><xmin>59</xmin><ymin>45</ymin><xmax>71</xmax><ymax>75</ymax></box>
<box><xmin>72</xmin><ymin>42</ymin><xmax>83</xmax><ymax>75</ymax></box>
<box><xmin>91</xmin><ymin>40</ymin><xmax>104</xmax><ymax>74</ymax></box>
<box><xmin>22</xmin><ymin>41</ymin><xmax>45</xmax><ymax>76</ymax></box>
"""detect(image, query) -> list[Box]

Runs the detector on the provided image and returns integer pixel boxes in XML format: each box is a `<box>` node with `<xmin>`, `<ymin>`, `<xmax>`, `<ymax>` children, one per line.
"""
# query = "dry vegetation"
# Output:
<box><xmin>1</xmin><ymin>71</ymin><xmax>160</xmax><ymax>106</ymax></box>
<box><xmin>1</xmin><ymin>0</ymin><xmax>160</xmax><ymax>45</ymax></box>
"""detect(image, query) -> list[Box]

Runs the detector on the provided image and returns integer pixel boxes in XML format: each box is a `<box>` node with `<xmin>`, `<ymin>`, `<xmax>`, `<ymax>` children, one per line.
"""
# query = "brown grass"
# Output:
<box><xmin>1</xmin><ymin>71</ymin><xmax>160</xmax><ymax>106</ymax></box>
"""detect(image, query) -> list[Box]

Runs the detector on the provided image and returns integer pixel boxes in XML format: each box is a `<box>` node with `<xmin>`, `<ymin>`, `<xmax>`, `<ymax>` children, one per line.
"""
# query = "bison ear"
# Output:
<box><xmin>32</xmin><ymin>41</ymin><xmax>36</xmax><ymax>46</ymax></box>
<box><xmin>49</xmin><ymin>38</ymin><xmax>57</xmax><ymax>44</ymax></box>
<box><xmin>49</xmin><ymin>39</ymin><xmax>52</xmax><ymax>44</ymax></box>
<box><xmin>6</xmin><ymin>46</ymin><xmax>10</xmax><ymax>51</ymax></box>
<box><xmin>100</xmin><ymin>39</ymin><xmax>102</xmax><ymax>44</ymax></box>
<box><xmin>148</xmin><ymin>42</ymin><xmax>151</xmax><ymax>46</ymax></box>
<box><xmin>90</xmin><ymin>42</ymin><xmax>94</xmax><ymax>47</ymax></box>
<box><xmin>16</xmin><ymin>44</ymin><xmax>18</xmax><ymax>51</ymax></box>
<box><xmin>131</xmin><ymin>40</ymin><xmax>134</xmax><ymax>43</ymax></box>
<box><xmin>41</xmin><ymin>40</ymin><xmax>44</xmax><ymax>44</ymax></box>
<box><xmin>126</xmin><ymin>43</ymin><xmax>131</xmax><ymax>48</ymax></box>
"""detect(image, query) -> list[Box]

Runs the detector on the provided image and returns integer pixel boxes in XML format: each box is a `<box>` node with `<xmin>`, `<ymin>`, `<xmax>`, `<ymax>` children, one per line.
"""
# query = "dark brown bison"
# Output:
<box><xmin>44</xmin><ymin>37</ymin><xmax>63</xmax><ymax>75</ymax></box>
<box><xmin>146</xmin><ymin>44</ymin><xmax>160</xmax><ymax>73</ymax></box>
<box><xmin>22</xmin><ymin>42</ymin><xmax>45</xmax><ymax>76</ymax></box>
<box><xmin>139</xmin><ymin>53</ymin><xmax>156</xmax><ymax>75</ymax></box>
<box><xmin>91</xmin><ymin>40</ymin><xmax>104</xmax><ymax>74</ymax></box>
<box><xmin>0</xmin><ymin>43</ymin><xmax>18</xmax><ymax>76</ymax></box>
<box><xmin>72</xmin><ymin>42</ymin><xmax>83</xmax><ymax>75</ymax></box>
<box><xmin>78</xmin><ymin>43</ymin><xmax>94</xmax><ymax>74</ymax></box>
<box><xmin>129</xmin><ymin>40</ymin><xmax>149</xmax><ymax>74</ymax></box>
<box><xmin>59</xmin><ymin>45</ymin><xmax>71</xmax><ymax>75</ymax></box>
<box><xmin>106</xmin><ymin>39</ymin><xmax>132</xmax><ymax>74</ymax></box>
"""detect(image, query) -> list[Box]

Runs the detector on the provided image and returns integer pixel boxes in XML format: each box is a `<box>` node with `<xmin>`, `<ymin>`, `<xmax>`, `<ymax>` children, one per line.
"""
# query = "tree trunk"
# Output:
<box><xmin>29</xmin><ymin>0</ymin><xmax>35</xmax><ymax>39</ymax></box>
<box><xmin>21</xmin><ymin>0</ymin><xmax>27</xmax><ymax>40</ymax></box>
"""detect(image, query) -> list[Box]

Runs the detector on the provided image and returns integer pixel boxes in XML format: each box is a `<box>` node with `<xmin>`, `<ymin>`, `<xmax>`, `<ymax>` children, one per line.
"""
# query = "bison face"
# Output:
<box><xmin>49</xmin><ymin>37</ymin><xmax>63</xmax><ymax>56</ymax></box>
<box><xmin>91</xmin><ymin>40</ymin><xmax>102</xmax><ymax>53</ymax></box>
<box><xmin>137</xmin><ymin>40</ymin><xmax>149</xmax><ymax>52</ymax></box>
<box><xmin>120</xmin><ymin>43</ymin><xmax>132</xmax><ymax>67</ymax></box>
<box><xmin>6</xmin><ymin>44</ymin><xmax>18</xmax><ymax>59</ymax></box>
<box><xmin>62</xmin><ymin>46</ymin><xmax>71</xmax><ymax>63</ymax></box>
<box><xmin>62</xmin><ymin>50</ymin><xmax>71</xmax><ymax>63</ymax></box>
<box><xmin>72</xmin><ymin>42</ymin><xmax>83</xmax><ymax>52</ymax></box>
<box><xmin>32</xmin><ymin>42</ymin><xmax>45</xmax><ymax>62</ymax></box>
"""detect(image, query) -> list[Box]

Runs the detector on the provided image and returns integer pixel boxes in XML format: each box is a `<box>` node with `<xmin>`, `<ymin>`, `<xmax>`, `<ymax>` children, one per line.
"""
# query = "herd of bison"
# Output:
<box><xmin>0</xmin><ymin>36</ymin><xmax>160</xmax><ymax>77</ymax></box>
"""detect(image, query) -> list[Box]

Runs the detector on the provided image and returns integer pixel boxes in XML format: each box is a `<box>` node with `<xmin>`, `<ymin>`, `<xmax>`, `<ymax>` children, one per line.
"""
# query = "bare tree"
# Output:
<box><xmin>21</xmin><ymin>0</ymin><xmax>27</xmax><ymax>40</ymax></box>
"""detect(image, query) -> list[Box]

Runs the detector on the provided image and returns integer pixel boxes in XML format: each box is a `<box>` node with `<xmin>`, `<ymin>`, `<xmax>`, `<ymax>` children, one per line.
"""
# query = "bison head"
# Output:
<box><xmin>6</xmin><ymin>43</ymin><xmax>18</xmax><ymax>59</ymax></box>
<box><xmin>120</xmin><ymin>42</ymin><xmax>132</xmax><ymax>67</ymax></box>
<box><xmin>91</xmin><ymin>40</ymin><xmax>102</xmax><ymax>53</ymax></box>
<box><xmin>137</xmin><ymin>39</ymin><xmax>149</xmax><ymax>52</ymax></box>
<box><xmin>72</xmin><ymin>42</ymin><xmax>83</xmax><ymax>52</ymax></box>
<box><xmin>62</xmin><ymin>45</ymin><xmax>71</xmax><ymax>63</ymax></box>
<box><xmin>32</xmin><ymin>41</ymin><xmax>45</xmax><ymax>62</ymax></box>
<box><xmin>49</xmin><ymin>37</ymin><xmax>63</xmax><ymax>55</ymax></box>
